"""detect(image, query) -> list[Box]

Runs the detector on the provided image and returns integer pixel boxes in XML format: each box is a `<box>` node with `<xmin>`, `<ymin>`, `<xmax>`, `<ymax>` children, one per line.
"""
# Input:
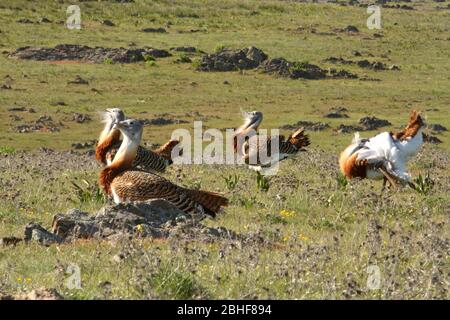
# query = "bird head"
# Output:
<box><xmin>113</xmin><ymin>119</ymin><xmax>143</xmax><ymax>143</ymax></box>
<box><xmin>241</xmin><ymin>109</ymin><xmax>263</xmax><ymax>130</ymax></box>
<box><xmin>103</xmin><ymin>108</ymin><xmax>125</xmax><ymax>124</ymax></box>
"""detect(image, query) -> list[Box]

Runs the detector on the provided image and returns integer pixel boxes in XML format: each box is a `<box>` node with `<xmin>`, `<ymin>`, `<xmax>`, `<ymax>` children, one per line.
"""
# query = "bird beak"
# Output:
<box><xmin>112</xmin><ymin>121</ymin><xmax>123</xmax><ymax>130</ymax></box>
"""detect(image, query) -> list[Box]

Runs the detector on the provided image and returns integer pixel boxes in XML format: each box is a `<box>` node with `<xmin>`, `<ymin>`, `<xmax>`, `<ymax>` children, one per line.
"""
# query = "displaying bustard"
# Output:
<box><xmin>95</xmin><ymin>108</ymin><xmax>181</xmax><ymax>173</ymax></box>
<box><xmin>233</xmin><ymin>110</ymin><xmax>310</xmax><ymax>173</ymax></box>
<box><xmin>339</xmin><ymin>109</ymin><xmax>425</xmax><ymax>189</ymax></box>
<box><xmin>99</xmin><ymin>119</ymin><xmax>228</xmax><ymax>217</ymax></box>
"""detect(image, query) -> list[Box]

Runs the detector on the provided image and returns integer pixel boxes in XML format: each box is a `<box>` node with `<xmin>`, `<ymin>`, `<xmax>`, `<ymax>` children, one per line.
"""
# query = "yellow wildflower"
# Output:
<box><xmin>298</xmin><ymin>234</ymin><xmax>309</xmax><ymax>242</ymax></box>
<box><xmin>280</xmin><ymin>209</ymin><xmax>296</xmax><ymax>218</ymax></box>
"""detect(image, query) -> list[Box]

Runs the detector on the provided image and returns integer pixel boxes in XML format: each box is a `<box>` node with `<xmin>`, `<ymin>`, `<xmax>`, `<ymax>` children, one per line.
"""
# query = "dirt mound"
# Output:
<box><xmin>197</xmin><ymin>46</ymin><xmax>268</xmax><ymax>72</ymax></box>
<box><xmin>324</xmin><ymin>111</ymin><xmax>349</xmax><ymax>118</ymax></box>
<box><xmin>3</xmin><ymin>288</ymin><xmax>63</xmax><ymax>300</ymax></box>
<box><xmin>337</xmin><ymin>124</ymin><xmax>364</xmax><ymax>134</ymax></box>
<box><xmin>141</xmin><ymin>27</ymin><xmax>166</xmax><ymax>33</ymax></box>
<box><xmin>427</xmin><ymin>124</ymin><xmax>447</xmax><ymax>133</ymax></box>
<box><xmin>68</xmin><ymin>75</ymin><xmax>89</xmax><ymax>85</ymax></box>
<box><xmin>282</xmin><ymin>120</ymin><xmax>330</xmax><ymax>131</ymax></box>
<box><xmin>383</xmin><ymin>4</ymin><xmax>414</xmax><ymax>10</ymax></box>
<box><xmin>141</xmin><ymin>117</ymin><xmax>189</xmax><ymax>126</ymax></box>
<box><xmin>8</xmin><ymin>44</ymin><xmax>171</xmax><ymax>63</ymax></box>
<box><xmin>13</xmin><ymin>115</ymin><xmax>62</xmax><ymax>133</ymax></box>
<box><xmin>329</xmin><ymin>68</ymin><xmax>358</xmax><ymax>79</ymax></box>
<box><xmin>333</xmin><ymin>25</ymin><xmax>359</xmax><ymax>33</ymax></box>
<box><xmin>170</xmin><ymin>46</ymin><xmax>198</xmax><ymax>53</ymax></box>
<box><xmin>423</xmin><ymin>133</ymin><xmax>443</xmax><ymax>144</ymax></box>
<box><xmin>71</xmin><ymin>140</ymin><xmax>96</xmax><ymax>150</ymax></box>
<box><xmin>358</xmin><ymin>116</ymin><xmax>391</xmax><ymax>130</ymax></box>
<box><xmin>325</xmin><ymin>56</ymin><xmax>398</xmax><ymax>71</ymax></box>
<box><xmin>261</xmin><ymin>58</ymin><xmax>357</xmax><ymax>79</ymax></box>
<box><xmin>4</xmin><ymin>200</ymin><xmax>241</xmax><ymax>244</ymax></box>
<box><xmin>261</xmin><ymin>58</ymin><xmax>328</xmax><ymax>79</ymax></box>
<box><xmin>72</xmin><ymin>113</ymin><xmax>91</xmax><ymax>123</ymax></box>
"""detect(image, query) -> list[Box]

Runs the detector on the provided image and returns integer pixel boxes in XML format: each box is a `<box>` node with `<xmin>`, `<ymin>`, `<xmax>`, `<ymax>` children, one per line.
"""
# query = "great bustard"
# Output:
<box><xmin>95</xmin><ymin>108</ymin><xmax>181</xmax><ymax>173</ymax></box>
<box><xmin>233</xmin><ymin>111</ymin><xmax>310</xmax><ymax>172</ymax></box>
<box><xmin>339</xmin><ymin>110</ymin><xmax>425</xmax><ymax>189</ymax></box>
<box><xmin>99</xmin><ymin>119</ymin><xmax>228</xmax><ymax>217</ymax></box>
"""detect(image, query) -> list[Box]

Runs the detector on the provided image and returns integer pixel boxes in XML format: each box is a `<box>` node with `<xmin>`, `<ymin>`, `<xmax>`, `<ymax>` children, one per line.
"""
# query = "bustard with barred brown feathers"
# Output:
<box><xmin>95</xmin><ymin>108</ymin><xmax>181</xmax><ymax>173</ymax></box>
<box><xmin>99</xmin><ymin>119</ymin><xmax>228</xmax><ymax>217</ymax></box>
<box><xmin>233</xmin><ymin>110</ymin><xmax>310</xmax><ymax>173</ymax></box>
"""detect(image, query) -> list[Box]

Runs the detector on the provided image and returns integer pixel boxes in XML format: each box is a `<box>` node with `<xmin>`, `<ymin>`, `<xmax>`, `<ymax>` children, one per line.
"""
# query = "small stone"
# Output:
<box><xmin>101</xmin><ymin>19</ymin><xmax>115</xmax><ymax>27</ymax></box>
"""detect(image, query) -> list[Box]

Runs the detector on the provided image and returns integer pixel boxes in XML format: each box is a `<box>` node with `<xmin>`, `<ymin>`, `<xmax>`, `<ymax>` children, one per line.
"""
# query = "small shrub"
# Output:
<box><xmin>152</xmin><ymin>265</ymin><xmax>204</xmax><ymax>299</ymax></box>
<box><xmin>223</xmin><ymin>174</ymin><xmax>239</xmax><ymax>191</ymax></box>
<box><xmin>256</xmin><ymin>172</ymin><xmax>270</xmax><ymax>192</ymax></box>
<box><xmin>214</xmin><ymin>44</ymin><xmax>226</xmax><ymax>53</ymax></box>
<box><xmin>192</xmin><ymin>58</ymin><xmax>201</xmax><ymax>69</ymax></box>
<box><xmin>103</xmin><ymin>57</ymin><xmax>114</xmax><ymax>65</ymax></box>
<box><xmin>238</xmin><ymin>196</ymin><xmax>257</xmax><ymax>209</ymax></box>
<box><xmin>336</xmin><ymin>173</ymin><xmax>348</xmax><ymax>189</ymax></box>
<box><xmin>413</xmin><ymin>172</ymin><xmax>434</xmax><ymax>195</ymax></box>
<box><xmin>0</xmin><ymin>146</ymin><xmax>15</xmax><ymax>154</ymax></box>
<box><xmin>174</xmin><ymin>54</ymin><xmax>192</xmax><ymax>64</ymax></box>
<box><xmin>70</xmin><ymin>179</ymin><xmax>106</xmax><ymax>204</ymax></box>
<box><xmin>143</xmin><ymin>54</ymin><xmax>155</xmax><ymax>62</ymax></box>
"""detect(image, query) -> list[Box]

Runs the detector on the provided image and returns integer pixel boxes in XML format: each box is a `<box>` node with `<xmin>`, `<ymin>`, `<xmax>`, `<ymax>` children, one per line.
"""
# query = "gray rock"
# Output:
<box><xmin>24</xmin><ymin>223</ymin><xmax>63</xmax><ymax>245</ymax></box>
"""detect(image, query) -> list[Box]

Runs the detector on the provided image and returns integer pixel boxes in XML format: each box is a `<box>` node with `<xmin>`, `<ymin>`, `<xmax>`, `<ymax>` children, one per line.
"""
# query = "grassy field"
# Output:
<box><xmin>0</xmin><ymin>0</ymin><xmax>449</xmax><ymax>299</ymax></box>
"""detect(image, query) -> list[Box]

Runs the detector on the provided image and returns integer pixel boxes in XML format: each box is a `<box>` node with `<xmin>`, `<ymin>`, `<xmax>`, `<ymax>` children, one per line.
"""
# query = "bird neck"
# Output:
<box><xmin>98</xmin><ymin>118</ymin><xmax>115</xmax><ymax>144</ymax></box>
<box><xmin>95</xmin><ymin>128</ymin><xmax>121</xmax><ymax>164</ymax></box>
<box><xmin>99</xmin><ymin>135</ymin><xmax>138</xmax><ymax>194</ymax></box>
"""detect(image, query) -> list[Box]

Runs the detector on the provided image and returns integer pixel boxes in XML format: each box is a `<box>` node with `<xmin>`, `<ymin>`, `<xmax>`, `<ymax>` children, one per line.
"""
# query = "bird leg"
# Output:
<box><xmin>378</xmin><ymin>167</ymin><xmax>400</xmax><ymax>190</ymax></box>
<box><xmin>381</xmin><ymin>176</ymin><xmax>388</xmax><ymax>192</ymax></box>
<box><xmin>378</xmin><ymin>167</ymin><xmax>416</xmax><ymax>191</ymax></box>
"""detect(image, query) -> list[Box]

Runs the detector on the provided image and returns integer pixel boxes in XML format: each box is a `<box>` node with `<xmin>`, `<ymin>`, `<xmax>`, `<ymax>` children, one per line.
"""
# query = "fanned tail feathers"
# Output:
<box><xmin>184</xmin><ymin>189</ymin><xmax>229</xmax><ymax>217</ymax></box>
<box><xmin>154</xmin><ymin>139</ymin><xmax>182</xmax><ymax>163</ymax></box>
<box><xmin>288</xmin><ymin>127</ymin><xmax>310</xmax><ymax>150</ymax></box>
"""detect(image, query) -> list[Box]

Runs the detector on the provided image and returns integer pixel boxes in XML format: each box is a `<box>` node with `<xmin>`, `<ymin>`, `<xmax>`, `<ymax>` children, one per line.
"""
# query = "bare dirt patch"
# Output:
<box><xmin>8</xmin><ymin>44</ymin><xmax>171</xmax><ymax>63</ymax></box>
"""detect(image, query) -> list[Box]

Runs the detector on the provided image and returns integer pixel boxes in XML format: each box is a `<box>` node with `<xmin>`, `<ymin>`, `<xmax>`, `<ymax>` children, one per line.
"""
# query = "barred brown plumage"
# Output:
<box><xmin>99</xmin><ymin>119</ymin><xmax>228</xmax><ymax>217</ymax></box>
<box><xmin>105</xmin><ymin>143</ymin><xmax>169</xmax><ymax>173</ymax></box>
<box><xmin>96</xmin><ymin>108</ymin><xmax>180</xmax><ymax>173</ymax></box>
<box><xmin>243</xmin><ymin>127</ymin><xmax>310</xmax><ymax>167</ymax></box>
